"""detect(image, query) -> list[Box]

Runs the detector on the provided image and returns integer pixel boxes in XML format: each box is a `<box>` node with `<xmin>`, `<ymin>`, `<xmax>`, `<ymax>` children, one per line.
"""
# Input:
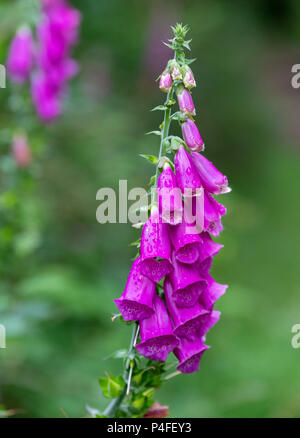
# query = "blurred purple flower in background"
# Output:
<box><xmin>6</xmin><ymin>0</ymin><xmax>81</xmax><ymax>122</ymax></box>
<box><xmin>7</xmin><ymin>26</ymin><xmax>34</xmax><ymax>83</ymax></box>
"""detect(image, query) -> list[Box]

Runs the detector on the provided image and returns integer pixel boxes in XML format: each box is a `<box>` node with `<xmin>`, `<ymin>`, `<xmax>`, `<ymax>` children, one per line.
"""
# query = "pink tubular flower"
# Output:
<box><xmin>12</xmin><ymin>134</ymin><xmax>32</xmax><ymax>168</ymax></box>
<box><xmin>168</xmin><ymin>212</ymin><xmax>202</xmax><ymax>264</ymax></box>
<box><xmin>182</xmin><ymin>118</ymin><xmax>204</xmax><ymax>152</ymax></box>
<box><xmin>136</xmin><ymin>294</ymin><xmax>178</xmax><ymax>361</ymax></box>
<box><xmin>183</xmin><ymin>66</ymin><xmax>196</xmax><ymax>89</ymax></box>
<box><xmin>157</xmin><ymin>163</ymin><xmax>182</xmax><ymax>225</ymax></box>
<box><xmin>176</xmin><ymin>86</ymin><xmax>195</xmax><ymax>116</ymax></box>
<box><xmin>203</xmin><ymin>191</ymin><xmax>226</xmax><ymax>237</ymax></box>
<box><xmin>164</xmin><ymin>278</ymin><xmax>209</xmax><ymax>340</ymax></box>
<box><xmin>174</xmin><ymin>337</ymin><xmax>210</xmax><ymax>374</ymax></box>
<box><xmin>7</xmin><ymin>26</ymin><xmax>34</xmax><ymax>83</ymax></box>
<box><xmin>169</xmin><ymin>254</ymin><xmax>207</xmax><ymax>308</ymax></box>
<box><xmin>159</xmin><ymin>69</ymin><xmax>172</xmax><ymax>93</ymax></box>
<box><xmin>114</xmin><ymin>258</ymin><xmax>155</xmax><ymax>321</ymax></box>
<box><xmin>190</xmin><ymin>152</ymin><xmax>231</xmax><ymax>194</ymax></box>
<box><xmin>139</xmin><ymin>206</ymin><xmax>173</xmax><ymax>283</ymax></box>
<box><xmin>174</xmin><ymin>146</ymin><xmax>202</xmax><ymax>195</ymax></box>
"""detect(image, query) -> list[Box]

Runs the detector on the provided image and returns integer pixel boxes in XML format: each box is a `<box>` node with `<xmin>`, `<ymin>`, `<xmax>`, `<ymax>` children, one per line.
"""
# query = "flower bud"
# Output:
<box><xmin>183</xmin><ymin>65</ymin><xmax>196</xmax><ymax>89</ymax></box>
<box><xmin>12</xmin><ymin>134</ymin><xmax>32</xmax><ymax>168</ymax></box>
<box><xmin>176</xmin><ymin>85</ymin><xmax>195</xmax><ymax>116</ymax></box>
<box><xmin>182</xmin><ymin>119</ymin><xmax>204</xmax><ymax>152</ymax></box>
<box><xmin>159</xmin><ymin>69</ymin><xmax>172</xmax><ymax>93</ymax></box>
<box><xmin>114</xmin><ymin>258</ymin><xmax>155</xmax><ymax>321</ymax></box>
<box><xmin>7</xmin><ymin>26</ymin><xmax>34</xmax><ymax>83</ymax></box>
<box><xmin>136</xmin><ymin>294</ymin><xmax>178</xmax><ymax>361</ymax></box>
<box><xmin>170</xmin><ymin>61</ymin><xmax>182</xmax><ymax>81</ymax></box>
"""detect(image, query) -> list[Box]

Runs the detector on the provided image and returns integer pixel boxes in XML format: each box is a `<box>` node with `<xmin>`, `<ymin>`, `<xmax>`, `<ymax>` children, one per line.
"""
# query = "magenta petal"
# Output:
<box><xmin>204</xmin><ymin>191</ymin><xmax>226</xmax><ymax>237</ymax></box>
<box><xmin>169</xmin><ymin>255</ymin><xmax>207</xmax><ymax>307</ymax></box>
<box><xmin>136</xmin><ymin>294</ymin><xmax>178</xmax><ymax>361</ymax></box>
<box><xmin>174</xmin><ymin>338</ymin><xmax>210</xmax><ymax>374</ymax></box>
<box><xmin>198</xmin><ymin>232</ymin><xmax>223</xmax><ymax>263</ymax></box>
<box><xmin>174</xmin><ymin>146</ymin><xmax>202</xmax><ymax>195</ymax></box>
<box><xmin>164</xmin><ymin>278</ymin><xmax>209</xmax><ymax>340</ymax></box>
<box><xmin>200</xmin><ymin>310</ymin><xmax>221</xmax><ymax>340</ymax></box>
<box><xmin>140</xmin><ymin>208</ymin><xmax>172</xmax><ymax>282</ymax></box>
<box><xmin>114</xmin><ymin>258</ymin><xmax>155</xmax><ymax>321</ymax></box>
<box><xmin>191</xmin><ymin>152</ymin><xmax>230</xmax><ymax>194</ymax></box>
<box><xmin>200</xmin><ymin>274</ymin><xmax>228</xmax><ymax>310</ymax></box>
<box><xmin>198</xmin><ymin>257</ymin><xmax>213</xmax><ymax>275</ymax></box>
<box><xmin>182</xmin><ymin>119</ymin><xmax>204</xmax><ymax>152</ymax></box>
<box><xmin>168</xmin><ymin>214</ymin><xmax>202</xmax><ymax>264</ymax></box>
<box><xmin>157</xmin><ymin>166</ymin><xmax>183</xmax><ymax>225</ymax></box>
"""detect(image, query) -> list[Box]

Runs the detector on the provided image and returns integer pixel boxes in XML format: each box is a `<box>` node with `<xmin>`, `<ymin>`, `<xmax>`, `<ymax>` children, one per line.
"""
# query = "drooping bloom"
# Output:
<box><xmin>164</xmin><ymin>278</ymin><xmax>209</xmax><ymax>340</ymax></box>
<box><xmin>12</xmin><ymin>134</ymin><xmax>32</xmax><ymax>168</ymax></box>
<box><xmin>168</xmin><ymin>254</ymin><xmax>207</xmax><ymax>307</ymax></box>
<box><xmin>176</xmin><ymin>85</ymin><xmax>195</xmax><ymax>116</ymax></box>
<box><xmin>190</xmin><ymin>152</ymin><xmax>230</xmax><ymax>194</ymax></box>
<box><xmin>168</xmin><ymin>212</ymin><xmax>202</xmax><ymax>264</ymax></box>
<box><xmin>114</xmin><ymin>258</ymin><xmax>155</xmax><ymax>321</ymax></box>
<box><xmin>174</xmin><ymin>337</ymin><xmax>210</xmax><ymax>374</ymax></box>
<box><xmin>157</xmin><ymin>163</ymin><xmax>182</xmax><ymax>225</ymax></box>
<box><xmin>136</xmin><ymin>294</ymin><xmax>178</xmax><ymax>361</ymax></box>
<box><xmin>182</xmin><ymin>65</ymin><xmax>196</xmax><ymax>89</ymax></box>
<box><xmin>174</xmin><ymin>146</ymin><xmax>202</xmax><ymax>196</ymax></box>
<box><xmin>203</xmin><ymin>191</ymin><xmax>226</xmax><ymax>237</ymax></box>
<box><xmin>182</xmin><ymin>118</ymin><xmax>204</xmax><ymax>152</ymax></box>
<box><xmin>159</xmin><ymin>69</ymin><xmax>172</xmax><ymax>93</ymax></box>
<box><xmin>139</xmin><ymin>206</ymin><xmax>173</xmax><ymax>283</ymax></box>
<box><xmin>7</xmin><ymin>26</ymin><xmax>34</xmax><ymax>83</ymax></box>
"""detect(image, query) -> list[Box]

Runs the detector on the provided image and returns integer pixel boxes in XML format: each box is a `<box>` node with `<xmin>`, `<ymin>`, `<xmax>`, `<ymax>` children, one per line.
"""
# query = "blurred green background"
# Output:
<box><xmin>0</xmin><ymin>0</ymin><xmax>300</xmax><ymax>418</ymax></box>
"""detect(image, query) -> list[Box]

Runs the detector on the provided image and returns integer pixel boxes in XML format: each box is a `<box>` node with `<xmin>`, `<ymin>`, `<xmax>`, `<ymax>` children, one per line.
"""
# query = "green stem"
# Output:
<box><xmin>103</xmin><ymin>322</ymin><xmax>139</xmax><ymax>418</ymax></box>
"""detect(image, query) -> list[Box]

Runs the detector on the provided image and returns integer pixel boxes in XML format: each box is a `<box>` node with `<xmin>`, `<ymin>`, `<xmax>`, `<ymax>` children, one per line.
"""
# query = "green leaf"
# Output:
<box><xmin>146</xmin><ymin>130</ymin><xmax>161</xmax><ymax>136</ymax></box>
<box><xmin>149</xmin><ymin>175</ymin><xmax>156</xmax><ymax>186</ymax></box>
<box><xmin>129</xmin><ymin>238</ymin><xmax>141</xmax><ymax>248</ymax></box>
<box><xmin>151</xmin><ymin>105</ymin><xmax>168</xmax><ymax>111</ymax></box>
<box><xmin>99</xmin><ymin>374</ymin><xmax>125</xmax><ymax>399</ymax></box>
<box><xmin>139</xmin><ymin>154</ymin><xmax>158</xmax><ymax>165</ymax></box>
<box><xmin>185</xmin><ymin>58</ymin><xmax>197</xmax><ymax>65</ymax></box>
